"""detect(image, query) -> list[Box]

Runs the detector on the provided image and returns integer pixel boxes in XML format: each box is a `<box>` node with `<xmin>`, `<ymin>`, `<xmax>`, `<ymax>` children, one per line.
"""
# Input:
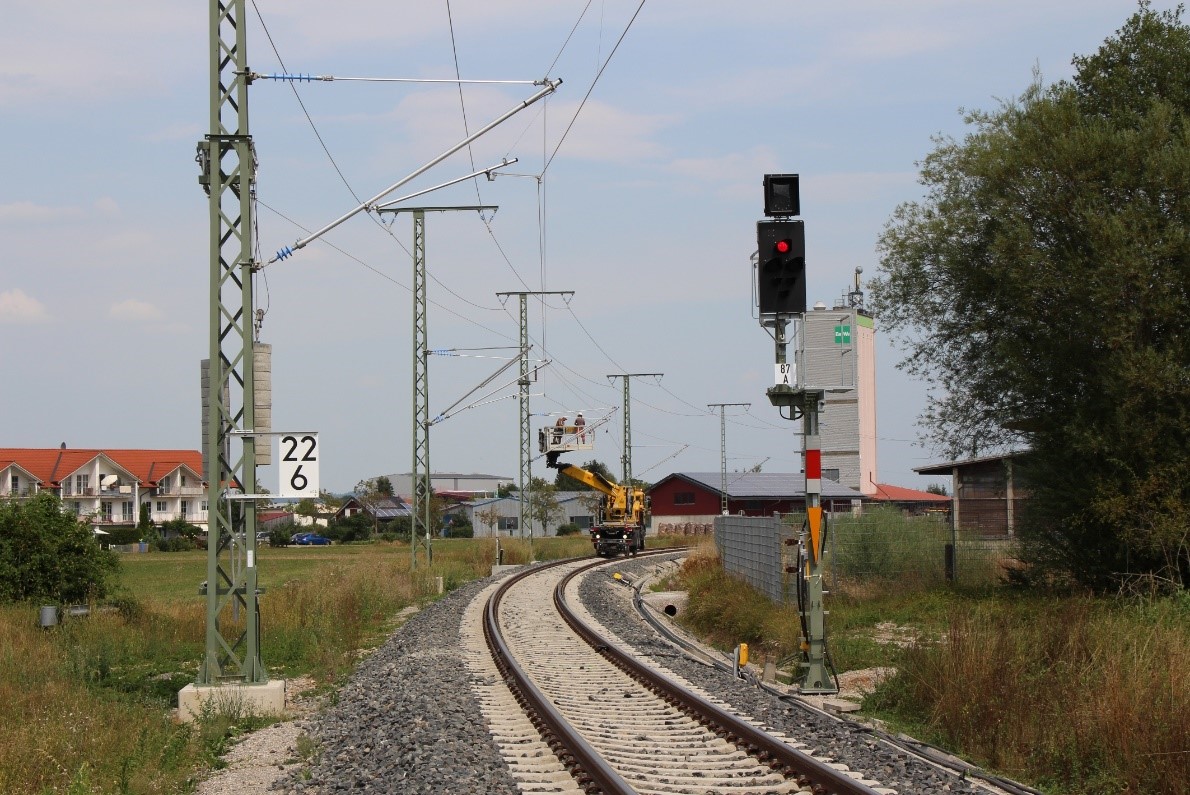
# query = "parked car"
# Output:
<box><xmin>293</xmin><ymin>532</ymin><xmax>331</xmax><ymax>546</ymax></box>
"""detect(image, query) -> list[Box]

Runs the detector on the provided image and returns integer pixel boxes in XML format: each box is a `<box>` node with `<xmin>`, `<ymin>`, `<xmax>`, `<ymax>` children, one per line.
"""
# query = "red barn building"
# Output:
<box><xmin>647</xmin><ymin>472</ymin><xmax>864</xmax><ymax>536</ymax></box>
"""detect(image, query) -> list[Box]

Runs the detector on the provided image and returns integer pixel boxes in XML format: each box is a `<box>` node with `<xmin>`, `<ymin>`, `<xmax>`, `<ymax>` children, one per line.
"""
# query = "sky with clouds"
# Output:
<box><xmin>0</xmin><ymin>1</ymin><xmax>1171</xmax><ymax>493</ymax></box>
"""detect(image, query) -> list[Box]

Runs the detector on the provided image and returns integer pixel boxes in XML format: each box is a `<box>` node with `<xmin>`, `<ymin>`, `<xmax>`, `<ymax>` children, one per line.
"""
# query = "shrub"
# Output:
<box><xmin>555</xmin><ymin>523</ymin><xmax>583</xmax><ymax>537</ymax></box>
<box><xmin>326</xmin><ymin>514</ymin><xmax>372</xmax><ymax>543</ymax></box>
<box><xmin>0</xmin><ymin>493</ymin><xmax>118</xmax><ymax>603</ymax></box>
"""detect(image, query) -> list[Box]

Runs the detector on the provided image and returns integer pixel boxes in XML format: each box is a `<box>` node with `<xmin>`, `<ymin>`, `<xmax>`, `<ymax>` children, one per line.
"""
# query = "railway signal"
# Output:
<box><xmin>756</xmin><ymin>219</ymin><xmax>806</xmax><ymax>314</ymax></box>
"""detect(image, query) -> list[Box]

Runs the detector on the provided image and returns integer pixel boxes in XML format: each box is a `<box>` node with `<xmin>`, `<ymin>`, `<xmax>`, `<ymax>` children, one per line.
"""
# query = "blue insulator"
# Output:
<box><xmin>275</xmin><ymin>246</ymin><xmax>293</xmax><ymax>261</ymax></box>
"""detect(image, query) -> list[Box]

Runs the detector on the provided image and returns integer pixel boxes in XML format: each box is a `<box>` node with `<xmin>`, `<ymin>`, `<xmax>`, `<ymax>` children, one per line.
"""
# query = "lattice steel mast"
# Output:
<box><xmin>198</xmin><ymin>0</ymin><xmax>263</xmax><ymax>684</ymax></box>
<box><xmin>707</xmin><ymin>402</ymin><xmax>750</xmax><ymax>515</ymax></box>
<box><xmin>497</xmin><ymin>291</ymin><xmax>572</xmax><ymax>538</ymax></box>
<box><xmin>606</xmin><ymin>374</ymin><xmax>661</xmax><ymax>517</ymax></box>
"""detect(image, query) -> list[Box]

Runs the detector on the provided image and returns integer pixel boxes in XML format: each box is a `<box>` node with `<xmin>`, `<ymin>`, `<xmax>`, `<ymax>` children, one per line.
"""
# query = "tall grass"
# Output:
<box><xmin>869</xmin><ymin>594</ymin><xmax>1190</xmax><ymax>795</ymax></box>
<box><xmin>0</xmin><ymin>535</ymin><xmax>593</xmax><ymax>794</ymax></box>
<box><xmin>675</xmin><ymin>541</ymin><xmax>1190</xmax><ymax>795</ymax></box>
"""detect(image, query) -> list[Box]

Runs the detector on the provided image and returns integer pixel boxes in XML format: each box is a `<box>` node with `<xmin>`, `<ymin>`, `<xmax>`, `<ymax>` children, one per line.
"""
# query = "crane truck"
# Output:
<box><xmin>546</xmin><ymin>450</ymin><xmax>647</xmax><ymax>557</ymax></box>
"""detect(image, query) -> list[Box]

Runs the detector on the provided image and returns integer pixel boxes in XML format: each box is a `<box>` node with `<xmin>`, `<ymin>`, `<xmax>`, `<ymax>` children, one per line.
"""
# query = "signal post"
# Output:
<box><xmin>755</xmin><ymin>174</ymin><xmax>836</xmax><ymax>695</ymax></box>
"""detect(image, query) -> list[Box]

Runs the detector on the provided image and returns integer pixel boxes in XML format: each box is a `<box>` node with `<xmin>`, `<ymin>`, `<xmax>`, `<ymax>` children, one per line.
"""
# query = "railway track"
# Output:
<box><xmin>463</xmin><ymin>553</ymin><xmax>888</xmax><ymax>795</ymax></box>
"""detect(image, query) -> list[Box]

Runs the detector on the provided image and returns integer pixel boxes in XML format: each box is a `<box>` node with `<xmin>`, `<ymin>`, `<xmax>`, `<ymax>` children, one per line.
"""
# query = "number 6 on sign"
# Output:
<box><xmin>278</xmin><ymin>433</ymin><xmax>319</xmax><ymax>498</ymax></box>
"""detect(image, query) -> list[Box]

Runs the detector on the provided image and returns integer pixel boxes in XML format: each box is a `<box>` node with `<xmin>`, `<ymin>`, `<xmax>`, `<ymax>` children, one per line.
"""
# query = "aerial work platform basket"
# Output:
<box><xmin>538</xmin><ymin>412</ymin><xmax>609</xmax><ymax>457</ymax></box>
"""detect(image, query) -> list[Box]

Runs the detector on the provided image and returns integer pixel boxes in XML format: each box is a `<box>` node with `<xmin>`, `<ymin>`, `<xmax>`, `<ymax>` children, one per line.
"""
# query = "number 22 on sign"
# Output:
<box><xmin>279</xmin><ymin>433</ymin><xmax>319</xmax><ymax>497</ymax></box>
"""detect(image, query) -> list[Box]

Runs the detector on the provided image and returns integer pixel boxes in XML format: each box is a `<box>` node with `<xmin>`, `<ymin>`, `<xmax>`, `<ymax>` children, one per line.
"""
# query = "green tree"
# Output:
<box><xmin>528</xmin><ymin>478</ymin><xmax>564</xmax><ymax>536</ymax></box>
<box><xmin>870</xmin><ymin>4</ymin><xmax>1190</xmax><ymax>589</ymax></box>
<box><xmin>318</xmin><ymin>489</ymin><xmax>344</xmax><ymax>511</ymax></box>
<box><xmin>294</xmin><ymin>497</ymin><xmax>319</xmax><ymax>519</ymax></box>
<box><xmin>374</xmin><ymin>476</ymin><xmax>394</xmax><ymax>497</ymax></box>
<box><xmin>477</xmin><ymin>506</ymin><xmax>502</xmax><ymax>536</ymax></box>
<box><xmin>0</xmin><ymin>493</ymin><xmax>118</xmax><ymax>603</ymax></box>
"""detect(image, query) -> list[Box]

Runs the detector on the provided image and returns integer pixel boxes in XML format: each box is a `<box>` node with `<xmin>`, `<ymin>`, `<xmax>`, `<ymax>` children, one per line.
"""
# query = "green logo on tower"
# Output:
<box><xmin>834</xmin><ymin>324</ymin><xmax>851</xmax><ymax>345</ymax></box>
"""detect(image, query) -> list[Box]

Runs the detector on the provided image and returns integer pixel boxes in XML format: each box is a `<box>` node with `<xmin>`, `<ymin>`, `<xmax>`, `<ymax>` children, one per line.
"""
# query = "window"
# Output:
<box><xmin>200</xmin><ymin>501</ymin><xmax>208</xmax><ymax>512</ymax></box>
<box><xmin>180</xmin><ymin>474</ymin><xmax>187</xmax><ymax>488</ymax></box>
<box><xmin>572</xmin><ymin>515</ymin><xmax>594</xmax><ymax>529</ymax></box>
<box><xmin>498</xmin><ymin>516</ymin><xmax>518</xmax><ymax>531</ymax></box>
<box><xmin>673</xmin><ymin>491</ymin><xmax>696</xmax><ymax>505</ymax></box>
<box><xmin>72</xmin><ymin>502</ymin><xmax>81</xmax><ymax>515</ymax></box>
<box><xmin>101</xmin><ymin>502</ymin><xmax>113</xmax><ymax>521</ymax></box>
<box><xmin>822</xmin><ymin>469</ymin><xmax>840</xmax><ymax>483</ymax></box>
<box><xmin>122</xmin><ymin>502</ymin><xmax>133</xmax><ymax>521</ymax></box>
<box><xmin>76</xmin><ymin>473</ymin><xmax>90</xmax><ymax>495</ymax></box>
<box><xmin>180</xmin><ymin>501</ymin><xmax>189</xmax><ymax>518</ymax></box>
<box><xmin>156</xmin><ymin>501</ymin><xmax>166</xmax><ymax>514</ymax></box>
<box><xmin>10</xmin><ymin>475</ymin><xmax>18</xmax><ymax>493</ymax></box>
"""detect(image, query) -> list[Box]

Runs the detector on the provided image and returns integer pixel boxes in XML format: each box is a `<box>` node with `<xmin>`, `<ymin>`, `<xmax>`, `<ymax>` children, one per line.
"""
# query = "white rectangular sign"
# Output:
<box><xmin>278</xmin><ymin>433</ymin><xmax>319</xmax><ymax>498</ymax></box>
<box><xmin>775</xmin><ymin>362</ymin><xmax>795</xmax><ymax>387</ymax></box>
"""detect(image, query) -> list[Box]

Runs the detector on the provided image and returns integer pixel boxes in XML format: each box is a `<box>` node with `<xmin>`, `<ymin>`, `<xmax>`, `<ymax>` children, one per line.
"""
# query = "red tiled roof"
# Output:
<box><xmin>869</xmin><ymin>483</ymin><xmax>950</xmax><ymax>502</ymax></box>
<box><xmin>0</xmin><ymin>447</ymin><xmax>204</xmax><ymax>487</ymax></box>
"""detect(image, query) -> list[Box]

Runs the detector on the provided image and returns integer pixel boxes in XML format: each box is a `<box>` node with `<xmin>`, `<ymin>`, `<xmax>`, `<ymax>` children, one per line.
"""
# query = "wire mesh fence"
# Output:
<box><xmin>822</xmin><ymin>506</ymin><xmax>1021</xmax><ymax>597</ymax></box>
<box><xmin>713</xmin><ymin>508</ymin><xmax>1024</xmax><ymax>604</ymax></box>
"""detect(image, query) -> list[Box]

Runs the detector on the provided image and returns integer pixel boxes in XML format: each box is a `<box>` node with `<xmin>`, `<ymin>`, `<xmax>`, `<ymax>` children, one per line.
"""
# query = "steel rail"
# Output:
<box><xmin>483</xmin><ymin>559</ymin><xmax>636</xmax><ymax>794</ymax></box>
<box><xmin>555</xmin><ymin>558</ymin><xmax>884</xmax><ymax>795</ymax></box>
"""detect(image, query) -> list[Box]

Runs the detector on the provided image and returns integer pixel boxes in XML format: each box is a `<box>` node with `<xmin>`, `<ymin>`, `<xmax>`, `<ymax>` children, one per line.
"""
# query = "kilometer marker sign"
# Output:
<box><xmin>278</xmin><ymin>433</ymin><xmax>319</xmax><ymax>498</ymax></box>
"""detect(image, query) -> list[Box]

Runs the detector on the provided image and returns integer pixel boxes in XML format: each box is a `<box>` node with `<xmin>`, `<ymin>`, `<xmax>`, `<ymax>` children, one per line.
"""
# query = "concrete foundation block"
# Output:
<box><xmin>177</xmin><ymin>679</ymin><xmax>286</xmax><ymax>723</ymax></box>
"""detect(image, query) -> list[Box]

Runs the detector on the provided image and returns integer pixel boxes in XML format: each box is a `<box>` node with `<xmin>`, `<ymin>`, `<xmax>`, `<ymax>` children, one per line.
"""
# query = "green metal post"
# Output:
<box><xmin>411</xmin><ymin>210</ymin><xmax>430</xmax><ymax>569</ymax></box>
<box><xmin>708</xmin><ymin>402</ymin><xmax>750</xmax><ymax>515</ymax></box>
<box><xmin>799</xmin><ymin>389</ymin><xmax>834</xmax><ymax>693</ymax></box>
<box><xmin>496</xmin><ymin>290</ymin><xmax>573</xmax><ymax>545</ymax></box>
<box><xmin>201</xmin><ymin>0</ymin><xmax>264</xmax><ymax>684</ymax></box>
<box><xmin>517</xmin><ymin>294</ymin><xmax>529</xmax><ymax>541</ymax></box>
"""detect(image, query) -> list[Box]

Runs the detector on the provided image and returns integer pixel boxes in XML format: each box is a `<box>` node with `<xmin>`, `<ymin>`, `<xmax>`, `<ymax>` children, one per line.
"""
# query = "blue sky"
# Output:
<box><xmin>0</xmin><ymin>1</ymin><xmax>1169</xmax><ymax>493</ymax></box>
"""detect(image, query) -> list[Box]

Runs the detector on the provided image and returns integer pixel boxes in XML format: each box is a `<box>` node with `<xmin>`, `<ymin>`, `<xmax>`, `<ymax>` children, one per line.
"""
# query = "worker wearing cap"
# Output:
<box><xmin>553</xmin><ymin>415</ymin><xmax>566</xmax><ymax>445</ymax></box>
<box><xmin>575</xmin><ymin>412</ymin><xmax>585</xmax><ymax>442</ymax></box>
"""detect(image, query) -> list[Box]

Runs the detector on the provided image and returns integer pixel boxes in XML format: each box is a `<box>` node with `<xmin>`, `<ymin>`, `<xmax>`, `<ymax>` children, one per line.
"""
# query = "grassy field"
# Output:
<box><xmin>0</xmin><ymin>536</ymin><xmax>594</xmax><ymax>795</ymax></box>
<box><xmin>674</xmin><ymin>539</ymin><xmax>1190</xmax><ymax>795</ymax></box>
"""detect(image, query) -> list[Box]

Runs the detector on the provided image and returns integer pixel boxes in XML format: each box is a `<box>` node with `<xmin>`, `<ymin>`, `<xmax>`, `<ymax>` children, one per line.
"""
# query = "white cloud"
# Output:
<box><xmin>0</xmin><ymin>201</ymin><xmax>76</xmax><ymax>225</ymax></box>
<box><xmin>0</xmin><ymin>289</ymin><xmax>50</xmax><ymax>323</ymax></box>
<box><xmin>0</xmin><ymin>198</ymin><xmax>119</xmax><ymax>226</ymax></box>
<box><xmin>109</xmin><ymin>299</ymin><xmax>165</xmax><ymax>323</ymax></box>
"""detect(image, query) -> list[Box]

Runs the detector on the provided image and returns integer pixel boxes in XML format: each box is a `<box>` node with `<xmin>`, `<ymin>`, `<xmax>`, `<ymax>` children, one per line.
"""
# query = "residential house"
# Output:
<box><xmin>0</xmin><ymin>446</ymin><xmax>209</xmax><ymax>532</ymax></box>
<box><xmin>335</xmin><ymin>495</ymin><xmax>412</xmax><ymax>524</ymax></box>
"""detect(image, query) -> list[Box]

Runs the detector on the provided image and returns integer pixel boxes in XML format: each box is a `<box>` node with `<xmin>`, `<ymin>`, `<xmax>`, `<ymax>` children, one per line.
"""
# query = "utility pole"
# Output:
<box><xmin>707</xmin><ymin>402</ymin><xmax>750</xmax><ymax>515</ymax></box>
<box><xmin>498</xmin><ymin>291</ymin><xmax>573</xmax><ymax>542</ymax></box>
<box><xmin>196</xmin><ymin>0</ymin><xmax>263</xmax><ymax>687</ymax></box>
<box><xmin>606</xmin><ymin>373</ymin><xmax>661</xmax><ymax>519</ymax></box>
<box><xmin>377</xmin><ymin>206</ymin><xmax>495</xmax><ymax>569</ymax></box>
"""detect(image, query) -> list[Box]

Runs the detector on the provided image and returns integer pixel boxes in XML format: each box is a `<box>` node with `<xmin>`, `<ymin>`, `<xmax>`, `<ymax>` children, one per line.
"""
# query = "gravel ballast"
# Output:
<box><xmin>274</xmin><ymin>555</ymin><xmax>1011</xmax><ymax>794</ymax></box>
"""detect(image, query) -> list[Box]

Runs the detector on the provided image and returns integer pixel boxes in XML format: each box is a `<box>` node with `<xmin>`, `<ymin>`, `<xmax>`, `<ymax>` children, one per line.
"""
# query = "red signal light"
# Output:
<box><xmin>775</xmin><ymin>239</ymin><xmax>791</xmax><ymax>254</ymax></box>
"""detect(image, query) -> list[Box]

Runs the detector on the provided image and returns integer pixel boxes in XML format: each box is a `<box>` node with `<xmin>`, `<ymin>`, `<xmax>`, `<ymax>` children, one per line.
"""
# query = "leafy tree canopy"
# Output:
<box><xmin>0</xmin><ymin>493</ymin><xmax>118</xmax><ymax>603</ymax></box>
<box><xmin>870</xmin><ymin>3</ymin><xmax>1190</xmax><ymax>589</ymax></box>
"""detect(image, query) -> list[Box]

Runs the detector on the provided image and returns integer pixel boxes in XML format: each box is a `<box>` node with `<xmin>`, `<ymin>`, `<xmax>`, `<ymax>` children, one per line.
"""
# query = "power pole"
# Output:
<box><xmin>497</xmin><ymin>291</ymin><xmax>573</xmax><ymax>542</ymax></box>
<box><xmin>606</xmin><ymin>373</ymin><xmax>661</xmax><ymax>519</ymax></box>
<box><xmin>197</xmin><ymin>0</ymin><xmax>263</xmax><ymax>685</ymax></box>
<box><xmin>377</xmin><ymin>206</ymin><xmax>495</xmax><ymax>569</ymax></box>
<box><xmin>707</xmin><ymin>402</ymin><xmax>750</xmax><ymax>515</ymax></box>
